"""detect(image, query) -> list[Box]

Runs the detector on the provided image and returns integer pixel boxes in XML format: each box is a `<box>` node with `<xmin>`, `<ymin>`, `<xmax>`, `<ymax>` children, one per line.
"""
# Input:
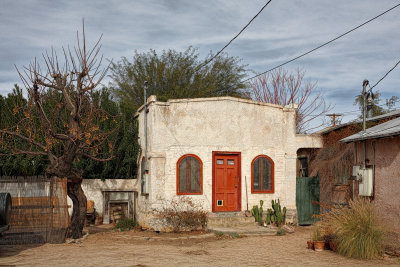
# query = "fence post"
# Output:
<box><xmin>48</xmin><ymin>177</ymin><xmax>54</xmax><ymax>243</ymax></box>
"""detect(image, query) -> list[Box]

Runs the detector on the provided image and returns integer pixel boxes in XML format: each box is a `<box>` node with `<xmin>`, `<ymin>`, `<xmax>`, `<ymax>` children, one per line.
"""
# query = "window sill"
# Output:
<box><xmin>176</xmin><ymin>192</ymin><xmax>203</xmax><ymax>195</ymax></box>
<box><xmin>251</xmin><ymin>190</ymin><xmax>274</xmax><ymax>194</ymax></box>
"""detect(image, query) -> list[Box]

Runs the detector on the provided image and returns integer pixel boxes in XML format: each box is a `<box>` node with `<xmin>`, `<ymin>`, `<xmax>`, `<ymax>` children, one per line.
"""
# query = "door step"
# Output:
<box><xmin>206</xmin><ymin>212</ymin><xmax>278</xmax><ymax>235</ymax></box>
<box><xmin>207</xmin><ymin>212</ymin><xmax>256</xmax><ymax>228</ymax></box>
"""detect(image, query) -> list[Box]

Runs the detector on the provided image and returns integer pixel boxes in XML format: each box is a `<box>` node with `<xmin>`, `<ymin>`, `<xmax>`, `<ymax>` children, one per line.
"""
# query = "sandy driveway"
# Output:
<box><xmin>1</xmin><ymin>226</ymin><xmax>399</xmax><ymax>266</ymax></box>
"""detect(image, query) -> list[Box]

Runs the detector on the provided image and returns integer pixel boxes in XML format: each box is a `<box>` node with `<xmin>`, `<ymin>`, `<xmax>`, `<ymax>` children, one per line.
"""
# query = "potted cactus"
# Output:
<box><xmin>312</xmin><ymin>226</ymin><xmax>325</xmax><ymax>251</ymax></box>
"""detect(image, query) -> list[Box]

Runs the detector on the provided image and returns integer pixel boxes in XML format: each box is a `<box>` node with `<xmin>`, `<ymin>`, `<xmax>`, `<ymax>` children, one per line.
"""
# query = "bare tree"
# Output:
<box><xmin>245</xmin><ymin>68</ymin><xmax>331</xmax><ymax>133</ymax></box>
<box><xmin>0</xmin><ymin>25</ymin><xmax>116</xmax><ymax>238</ymax></box>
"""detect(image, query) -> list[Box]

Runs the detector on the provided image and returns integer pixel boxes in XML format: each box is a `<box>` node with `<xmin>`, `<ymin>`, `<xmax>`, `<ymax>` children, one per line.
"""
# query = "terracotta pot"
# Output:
<box><xmin>307</xmin><ymin>240</ymin><xmax>314</xmax><ymax>249</ymax></box>
<box><xmin>329</xmin><ymin>240</ymin><xmax>338</xmax><ymax>252</ymax></box>
<box><xmin>313</xmin><ymin>241</ymin><xmax>325</xmax><ymax>251</ymax></box>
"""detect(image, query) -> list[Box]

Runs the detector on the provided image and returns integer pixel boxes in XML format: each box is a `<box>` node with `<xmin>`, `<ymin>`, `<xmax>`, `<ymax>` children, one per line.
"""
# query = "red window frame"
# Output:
<box><xmin>251</xmin><ymin>155</ymin><xmax>274</xmax><ymax>194</ymax></box>
<box><xmin>176</xmin><ymin>154</ymin><xmax>203</xmax><ymax>195</ymax></box>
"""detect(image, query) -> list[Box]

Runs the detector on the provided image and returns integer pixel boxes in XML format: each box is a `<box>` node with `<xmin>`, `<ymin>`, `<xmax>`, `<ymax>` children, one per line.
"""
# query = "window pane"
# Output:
<box><xmin>253</xmin><ymin>159</ymin><xmax>260</xmax><ymax>190</ymax></box>
<box><xmin>179</xmin><ymin>156</ymin><xmax>201</xmax><ymax>193</ymax></box>
<box><xmin>190</xmin><ymin>157</ymin><xmax>201</xmax><ymax>192</ymax></box>
<box><xmin>262</xmin><ymin>158</ymin><xmax>272</xmax><ymax>191</ymax></box>
<box><xmin>217</xmin><ymin>159</ymin><xmax>224</xmax><ymax>165</ymax></box>
<box><xmin>227</xmin><ymin>159</ymin><xmax>234</xmax><ymax>165</ymax></box>
<box><xmin>141</xmin><ymin>158</ymin><xmax>146</xmax><ymax>193</ymax></box>
<box><xmin>253</xmin><ymin>157</ymin><xmax>273</xmax><ymax>192</ymax></box>
<box><xmin>299</xmin><ymin>157</ymin><xmax>308</xmax><ymax>177</ymax></box>
<box><xmin>179</xmin><ymin>158</ymin><xmax>187</xmax><ymax>192</ymax></box>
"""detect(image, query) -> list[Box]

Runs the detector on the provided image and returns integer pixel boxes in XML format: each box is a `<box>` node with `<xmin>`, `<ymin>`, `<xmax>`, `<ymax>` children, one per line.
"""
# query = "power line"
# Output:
<box><xmin>370</xmin><ymin>58</ymin><xmax>400</xmax><ymax>90</ymax></box>
<box><xmin>242</xmin><ymin>3</ymin><xmax>400</xmax><ymax>83</ymax></box>
<box><xmin>198</xmin><ymin>0</ymin><xmax>273</xmax><ymax>70</ymax></box>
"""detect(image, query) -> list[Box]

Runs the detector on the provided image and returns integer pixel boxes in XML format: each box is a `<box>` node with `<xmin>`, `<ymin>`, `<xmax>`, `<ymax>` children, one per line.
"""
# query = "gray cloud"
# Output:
<box><xmin>1</xmin><ymin>0</ymin><xmax>400</xmax><ymax>130</ymax></box>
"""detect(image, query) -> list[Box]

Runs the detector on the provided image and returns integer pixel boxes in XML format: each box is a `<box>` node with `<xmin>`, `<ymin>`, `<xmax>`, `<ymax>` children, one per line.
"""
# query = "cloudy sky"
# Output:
<box><xmin>1</xmin><ymin>0</ymin><xmax>399</xmax><ymax>129</ymax></box>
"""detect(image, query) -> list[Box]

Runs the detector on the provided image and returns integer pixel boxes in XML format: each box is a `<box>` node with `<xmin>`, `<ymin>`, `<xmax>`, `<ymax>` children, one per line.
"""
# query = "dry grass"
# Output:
<box><xmin>322</xmin><ymin>198</ymin><xmax>385</xmax><ymax>259</ymax></box>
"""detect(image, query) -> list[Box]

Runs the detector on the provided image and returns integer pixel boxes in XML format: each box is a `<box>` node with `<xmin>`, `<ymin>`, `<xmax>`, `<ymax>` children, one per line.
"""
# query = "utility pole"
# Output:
<box><xmin>362</xmin><ymin>79</ymin><xmax>369</xmax><ymax>169</ymax></box>
<box><xmin>326</xmin><ymin>113</ymin><xmax>342</xmax><ymax>127</ymax></box>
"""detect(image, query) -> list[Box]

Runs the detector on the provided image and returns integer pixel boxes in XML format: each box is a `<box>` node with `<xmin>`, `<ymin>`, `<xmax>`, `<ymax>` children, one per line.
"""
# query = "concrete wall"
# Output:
<box><xmin>353</xmin><ymin>137</ymin><xmax>400</xmax><ymax>233</ymax></box>
<box><xmin>68</xmin><ymin>179</ymin><xmax>139</xmax><ymax>218</ymax></box>
<box><xmin>136</xmin><ymin>96</ymin><xmax>322</xmax><ymax>229</ymax></box>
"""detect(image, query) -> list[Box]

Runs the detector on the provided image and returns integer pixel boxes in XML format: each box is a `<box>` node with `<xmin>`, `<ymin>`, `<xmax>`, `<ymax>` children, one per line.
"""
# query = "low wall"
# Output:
<box><xmin>67</xmin><ymin>179</ymin><xmax>139</xmax><ymax>219</ymax></box>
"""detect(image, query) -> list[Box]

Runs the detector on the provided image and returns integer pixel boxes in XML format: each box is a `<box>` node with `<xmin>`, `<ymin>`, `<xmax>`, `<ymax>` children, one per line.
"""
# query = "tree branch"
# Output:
<box><xmin>77</xmin><ymin>152</ymin><xmax>115</xmax><ymax>162</ymax></box>
<box><xmin>3</xmin><ymin>130</ymin><xmax>47</xmax><ymax>151</ymax></box>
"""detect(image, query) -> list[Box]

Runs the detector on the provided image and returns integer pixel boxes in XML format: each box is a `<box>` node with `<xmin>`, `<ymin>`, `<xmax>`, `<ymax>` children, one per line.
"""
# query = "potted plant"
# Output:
<box><xmin>324</xmin><ymin>233</ymin><xmax>338</xmax><ymax>252</ymax></box>
<box><xmin>312</xmin><ymin>226</ymin><xmax>325</xmax><ymax>251</ymax></box>
<box><xmin>306</xmin><ymin>232</ymin><xmax>314</xmax><ymax>249</ymax></box>
<box><xmin>307</xmin><ymin>239</ymin><xmax>314</xmax><ymax>250</ymax></box>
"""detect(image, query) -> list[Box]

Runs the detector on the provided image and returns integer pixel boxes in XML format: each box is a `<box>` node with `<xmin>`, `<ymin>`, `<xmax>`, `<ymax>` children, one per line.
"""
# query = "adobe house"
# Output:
<box><xmin>341</xmin><ymin>117</ymin><xmax>400</xmax><ymax>233</ymax></box>
<box><xmin>309</xmin><ymin>110</ymin><xmax>400</xmax><ymax>207</ymax></box>
<box><xmin>135</xmin><ymin>95</ymin><xmax>322</xmax><ymax>230</ymax></box>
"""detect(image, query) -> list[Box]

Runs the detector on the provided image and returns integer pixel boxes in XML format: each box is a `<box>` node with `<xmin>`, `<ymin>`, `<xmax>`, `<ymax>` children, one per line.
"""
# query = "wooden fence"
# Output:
<box><xmin>0</xmin><ymin>176</ymin><xmax>69</xmax><ymax>244</ymax></box>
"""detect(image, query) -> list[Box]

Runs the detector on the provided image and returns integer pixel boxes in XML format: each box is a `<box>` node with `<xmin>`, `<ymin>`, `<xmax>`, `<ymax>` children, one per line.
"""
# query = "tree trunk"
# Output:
<box><xmin>67</xmin><ymin>180</ymin><xmax>87</xmax><ymax>239</ymax></box>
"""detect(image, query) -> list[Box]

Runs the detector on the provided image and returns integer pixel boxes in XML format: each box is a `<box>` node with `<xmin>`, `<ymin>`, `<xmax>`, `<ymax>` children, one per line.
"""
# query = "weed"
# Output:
<box><xmin>276</xmin><ymin>228</ymin><xmax>286</xmax><ymax>236</ymax></box>
<box><xmin>229</xmin><ymin>232</ymin><xmax>240</xmax><ymax>238</ymax></box>
<box><xmin>114</xmin><ymin>218</ymin><xmax>138</xmax><ymax>231</ymax></box>
<box><xmin>215</xmin><ymin>232</ymin><xmax>224</xmax><ymax>237</ymax></box>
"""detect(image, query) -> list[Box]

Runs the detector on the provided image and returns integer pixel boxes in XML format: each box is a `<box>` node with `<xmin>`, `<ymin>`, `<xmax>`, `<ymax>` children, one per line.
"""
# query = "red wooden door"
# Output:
<box><xmin>213</xmin><ymin>153</ymin><xmax>240</xmax><ymax>212</ymax></box>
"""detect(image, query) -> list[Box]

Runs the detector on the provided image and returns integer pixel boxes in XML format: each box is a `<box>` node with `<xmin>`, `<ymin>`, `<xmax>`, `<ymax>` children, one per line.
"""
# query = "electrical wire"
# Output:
<box><xmin>370</xmin><ymin>58</ymin><xmax>400</xmax><ymax>90</ymax></box>
<box><xmin>242</xmin><ymin>2</ymin><xmax>400</xmax><ymax>83</ymax></box>
<box><xmin>198</xmin><ymin>0</ymin><xmax>273</xmax><ymax>70</ymax></box>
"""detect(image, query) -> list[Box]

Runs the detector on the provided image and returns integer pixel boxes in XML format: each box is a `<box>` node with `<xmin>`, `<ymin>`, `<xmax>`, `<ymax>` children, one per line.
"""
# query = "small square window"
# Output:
<box><xmin>217</xmin><ymin>200</ymin><xmax>223</xmax><ymax>206</ymax></box>
<box><xmin>216</xmin><ymin>159</ymin><xmax>224</xmax><ymax>165</ymax></box>
<box><xmin>227</xmin><ymin>159</ymin><xmax>234</xmax><ymax>165</ymax></box>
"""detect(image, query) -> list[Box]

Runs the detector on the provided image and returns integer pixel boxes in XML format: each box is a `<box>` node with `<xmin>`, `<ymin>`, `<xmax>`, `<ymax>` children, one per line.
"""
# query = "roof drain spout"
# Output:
<box><xmin>143</xmin><ymin>81</ymin><xmax>149</xmax><ymax>194</ymax></box>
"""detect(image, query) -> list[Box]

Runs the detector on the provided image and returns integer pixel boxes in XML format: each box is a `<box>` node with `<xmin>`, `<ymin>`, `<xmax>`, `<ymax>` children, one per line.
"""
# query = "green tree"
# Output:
<box><xmin>0</xmin><ymin>85</ymin><xmax>47</xmax><ymax>176</ymax></box>
<box><xmin>353</xmin><ymin>91</ymin><xmax>385</xmax><ymax>117</ymax></box>
<box><xmin>110</xmin><ymin>47</ymin><xmax>247</xmax><ymax>108</ymax></box>
<box><xmin>75</xmin><ymin>88</ymin><xmax>140</xmax><ymax>179</ymax></box>
<box><xmin>353</xmin><ymin>92</ymin><xmax>399</xmax><ymax>118</ymax></box>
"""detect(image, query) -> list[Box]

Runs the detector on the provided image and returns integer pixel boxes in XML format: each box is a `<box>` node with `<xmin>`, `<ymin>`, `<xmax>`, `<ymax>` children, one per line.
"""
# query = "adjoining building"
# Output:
<box><xmin>341</xmin><ymin>117</ymin><xmax>400</xmax><ymax>233</ymax></box>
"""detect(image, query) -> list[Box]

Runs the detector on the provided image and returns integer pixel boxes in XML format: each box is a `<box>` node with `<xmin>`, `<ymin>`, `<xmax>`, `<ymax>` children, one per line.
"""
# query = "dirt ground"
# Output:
<box><xmin>1</xmin><ymin>225</ymin><xmax>399</xmax><ymax>267</ymax></box>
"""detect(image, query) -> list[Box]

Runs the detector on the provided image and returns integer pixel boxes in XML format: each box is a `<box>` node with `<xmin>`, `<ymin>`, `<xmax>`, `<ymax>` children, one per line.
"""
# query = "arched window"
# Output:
<box><xmin>251</xmin><ymin>155</ymin><xmax>274</xmax><ymax>193</ymax></box>
<box><xmin>140</xmin><ymin>157</ymin><xmax>147</xmax><ymax>194</ymax></box>
<box><xmin>177</xmin><ymin>154</ymin><xmax>203</xmax><ymax>195</ymax></box>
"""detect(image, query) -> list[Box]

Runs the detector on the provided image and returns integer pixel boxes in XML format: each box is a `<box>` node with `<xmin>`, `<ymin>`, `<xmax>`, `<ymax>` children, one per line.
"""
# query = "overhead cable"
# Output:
<box><xmin>199</xmin><ymin>0</ymin><xmax>273</xmax><ymax>70</ymax></box>
<box><xmin>370</xmin><ymin>58</ymin><xmax>400</xmax><ymax>89</ymax></box>
<box><xmin>242</xmin><ymin>3</ymin><xmax>400</xmax><ymax>83</ymax></box>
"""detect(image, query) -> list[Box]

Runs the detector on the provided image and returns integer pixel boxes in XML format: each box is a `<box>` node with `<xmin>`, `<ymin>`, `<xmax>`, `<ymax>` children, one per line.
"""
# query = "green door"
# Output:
<box><xmin>296</xmin><ymin>176</ymin><xmax>320</xmax><ymax>225</ymax></box>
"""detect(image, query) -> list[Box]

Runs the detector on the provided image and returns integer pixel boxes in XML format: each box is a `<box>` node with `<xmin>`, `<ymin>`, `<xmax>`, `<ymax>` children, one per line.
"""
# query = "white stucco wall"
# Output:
<box><xmin>135</xmin><ymin>96</ymin><xmax>322</xmax><ymax>228</ymax></box>
<box><xmin>67</xmin><ymin>179</ymin><xmax>139</xmax><ymax>219</ymax></box>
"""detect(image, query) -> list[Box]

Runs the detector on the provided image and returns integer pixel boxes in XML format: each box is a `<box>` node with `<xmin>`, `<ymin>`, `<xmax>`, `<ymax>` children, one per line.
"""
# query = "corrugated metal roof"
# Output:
<box><xmin>340</xmin><ymin>117</ymin><xmax>400</xmax><ymax>143</ymax></box>
<box><xmin>317</xmin><ymin>109</ymin><xmax>400</xmax><ymax>135</ymax></box>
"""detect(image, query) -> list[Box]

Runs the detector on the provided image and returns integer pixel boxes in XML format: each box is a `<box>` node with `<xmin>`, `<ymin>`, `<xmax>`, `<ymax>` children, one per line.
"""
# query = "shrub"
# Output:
<box><xmin>326</xmin><ymin>198</ymin><xmax>385</xmax><ymax>259</ymax></box>
<box><xmin>157</xmin><ymin>197</ymin><xmax>207</xmax><ymax>232</ymax></box>
<box><xmin>114</xmin><ymin>218</ymin><xmax>138</xmax><ymax>231</ymax></box>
